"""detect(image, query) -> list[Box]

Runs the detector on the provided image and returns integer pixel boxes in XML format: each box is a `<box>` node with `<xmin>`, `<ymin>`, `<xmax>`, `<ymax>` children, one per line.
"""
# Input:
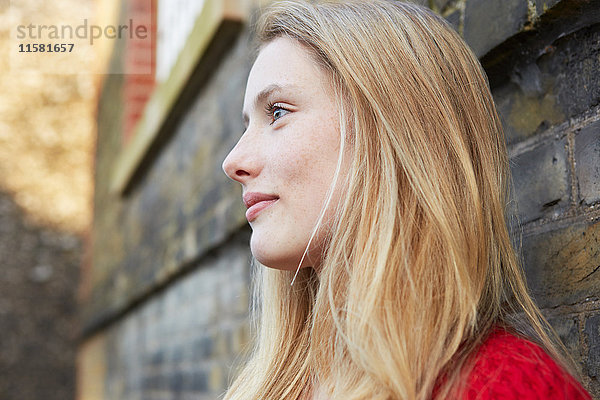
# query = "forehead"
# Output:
<box><xmin>243</xmin><ymin>37</ymin><xmax>329</xmax><ymax>107</ymax></box>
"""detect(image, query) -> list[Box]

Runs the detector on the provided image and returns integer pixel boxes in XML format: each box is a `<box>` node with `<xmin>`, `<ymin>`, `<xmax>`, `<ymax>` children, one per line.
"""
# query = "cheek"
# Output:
<box><xmin>268</xmin><ymin>136</ymin><xmax>322</xmax><ymax>198</ymax></box>
<box><xmin>277</xmin><ymin>155</ymin><xmax>333</xmax><ymax>219</ymax></box>
<box><xmin>278</xmin><ymin>121</ymin><xmax>343</xmax><ymax>221</ymax></box>
<box><xmin>281</xmin><ymin>122</ymin><xmax>341</xmax><ymax>183</ymax></box>
<box><xmin>250</xmin><ymin>162</ymin><xmax>338</xmax><ymax>270</ymax></box>
<box><xmin>252</xmin><ymin>115</ymin><xmax>343</xmax><ymax>269</ymax></box>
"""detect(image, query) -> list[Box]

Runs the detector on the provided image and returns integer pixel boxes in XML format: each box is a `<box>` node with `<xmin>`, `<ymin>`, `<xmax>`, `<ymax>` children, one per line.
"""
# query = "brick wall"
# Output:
<box><xmin>122</xmin><ymin>0</ymin><xmax>156</xmax><ymax>144</ymax></box>
<box><xmin>83</xmin><ymin>0</ymin><xmax>600</xmax><ymax>399</ymax></box>
<box><xmin>78</xmin><ymin>232</ymin><xmax>250</xmax><ymax>400</ymax></box>
<box><xmin>488</xmin><ymin>4</ymin><xmax>600</xmax><ymax>392</ymax></box>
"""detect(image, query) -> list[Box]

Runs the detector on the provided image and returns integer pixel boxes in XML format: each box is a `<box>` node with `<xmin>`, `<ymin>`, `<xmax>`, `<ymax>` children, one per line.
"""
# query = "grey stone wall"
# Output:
<box><xmin>83</xmin><ymin>0</ymin><xmax>600</xmax><ymax>399</ymax></box>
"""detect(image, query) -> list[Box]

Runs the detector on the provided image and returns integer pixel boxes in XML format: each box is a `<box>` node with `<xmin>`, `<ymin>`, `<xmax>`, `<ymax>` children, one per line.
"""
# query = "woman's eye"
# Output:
<box><xmin>266</xmin><ymin>103</ymin><xmax>290</xmax><ymax>124</ymax></box>
<box><xmin>273</xmin><ymin>108</ymin><xmax>287</xmax><ymax>120</ymax></box>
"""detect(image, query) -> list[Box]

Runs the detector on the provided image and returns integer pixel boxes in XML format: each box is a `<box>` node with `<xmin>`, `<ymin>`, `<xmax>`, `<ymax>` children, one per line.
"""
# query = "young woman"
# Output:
<box><xmin>221</xmin><ymin>1</ymin><xmax>593</xmax><ymax>399</ymax></box>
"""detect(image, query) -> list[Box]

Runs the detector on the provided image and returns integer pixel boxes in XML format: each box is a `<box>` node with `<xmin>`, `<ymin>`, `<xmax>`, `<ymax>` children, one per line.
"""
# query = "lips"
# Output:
<box><xmin>243</xmin><ymin>192</ymin><xmax>279</xmax><ymax>222</ymax></box>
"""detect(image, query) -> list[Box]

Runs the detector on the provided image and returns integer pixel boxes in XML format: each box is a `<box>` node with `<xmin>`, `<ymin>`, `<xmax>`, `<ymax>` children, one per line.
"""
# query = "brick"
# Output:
<box><xmin>126</xmin><ymin>57</ymin><xmax>154</xmax><ymax>74</ymax></box>
<box><xmin>192</xmin><ymin>336</ymin><xmax>213</xmax><ymax>361</ymax></box>
<box><xmin>542</xmin><ymin>26</ymin><xmax>600</xmax><ymax>121</ymax></box>
<box><xmin>148</xmin><ymin>350</ymin><xmax>163</xmax><ymax>367</ymax></box>
<box><xmin>520</xmin><ymin>25</ymin><xmax>600</xmax><ymax>118</ymax></box>
<box><xmin>463</xmin><ymin>0</ymin><xmax>529</xmax><ymax>57</ymax></box>
<box><xmin>522</xmin><ymin>221</ymin><xmax>600</xmax><ymax>309</ymax></box>
<box><xmin>171</xmin><ymin>346</ymin><xmax>184</xmax><ymax>364</ymax></box>
<box><xmin>169</xmin><ymin>369</ymin><xmax>184</xmax><ymax>394</ymax></box>
<box><xmin>128</xmin><ymin>0</ymin><xmax>154</xmax><ymax>15</ymax></box>
<box><xmin>189</xmin><ymin>370</ymin><xmax>208</xmax><ymax>392</ymax></box>
<box><xmin>493</xmin><ymin>22</ymin><xmax>600</xmax><ymax>145</ymax></box>
<box><xmin>444</xmin><ymin>8</ymin><xmax>461</xmax><ymax>32</ymax></box>
<box><xmin>155</xmin><ymin>372</ymin><xmax>169</xmax><ymax>392</ymax></box>
<box><xmin>510</xmin><ymin>138</ymin><xmax>569</xmax><ymax>224</ymax></box>
<box><xmin>208</xmin><ymin>365</ymin><xmax>225</xmax><ymax>393</ymax></box>
<box><xmin>494</xmin><ymin>80</ymin><xmax>565</xmax><ymax>145</ymax></box>
<box><xmin>124</xmin><ymin>94</ymin><xmax>152</xmax><ymax>105</ymax></box>
<box><xmin>584</xmin><ymin>313</ymin><xmax>600</xmax><ymax>381</ymax></box>
<box><xmin>124</xmin><ymin>79</ymin><xmax>155</xmax><ymax>93</ymax></box>
<box><xmin>231</xmin><ymin>323</ymin><xmax>250</xmax><ymax>355</ymax></box>
<box><xmin>429</xmin><ymin>0</ymin><xmax>455</xmax><ymax>12</ymax></box>
<box><xmin>213</xmin><ymin>330</ymin><xmax>229</xmax><ymax>357</ymax></box>
<box><xmin>535</xmin><ymin>0</ymin><xmax>561</xmax><ymax>14</ymax></box>
<box><xmin>124</xmin><ymin>114</ymin><xmax>142</xmax><ymax>132</ymax></box>
<box><xmin>574</xmin><ymin>119</ymin><xmax>600</xmax><ymax>205</ymax></box>
<box><xmin>129</xmin><ymin>39</ymin><xmax>154</xmax><ymax>51</ymax></box>
<box><xmin>546</xmin><ymin>314</ymin><xmax>581</xmax><ymax>362</ymax></box>
<box><xmin>141</xmin><ymin>373</ymin><xmax>157</xmax><ymax>392</ymax></box>
<box><xmin>126</xmin><ymin>75</ymin><xmax>155</xmax><ymax>85</ymax></box>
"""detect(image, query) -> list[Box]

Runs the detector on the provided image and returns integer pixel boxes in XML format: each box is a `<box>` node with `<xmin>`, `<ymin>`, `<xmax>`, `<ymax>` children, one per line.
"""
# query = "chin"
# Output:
<box><xmin>251</xmin><ymin>226</ymin><xmax>330</xmax><ymax>271</ymax></box>
<box><xmin>252</xmin><ymin>250</ymin><xmax>298</xmax><ymax>271</ymax></box>
<box><xmin>250</xmin><ymin>235</ymin><xmax>300</xmax><ymax>271</ymax></box>
<box><xmin>252</xmin><ymin>246</ymin><xmax>321</xmax><ymax>271</ymax></box>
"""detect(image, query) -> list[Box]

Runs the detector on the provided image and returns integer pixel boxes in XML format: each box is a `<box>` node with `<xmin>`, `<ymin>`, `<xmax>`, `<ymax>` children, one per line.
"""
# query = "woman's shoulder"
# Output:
<box><xmin>465</xmin><ymin>327</ymin><xmax>592</xmax><ymax>400</ymax></box>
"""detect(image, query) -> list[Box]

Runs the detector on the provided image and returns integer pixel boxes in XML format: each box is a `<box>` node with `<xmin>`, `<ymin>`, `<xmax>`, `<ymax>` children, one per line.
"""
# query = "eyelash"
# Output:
<box><xmin>265</xmin><ymin>102</ymin><xmax>290</xmax><ymax>125</ymax></box>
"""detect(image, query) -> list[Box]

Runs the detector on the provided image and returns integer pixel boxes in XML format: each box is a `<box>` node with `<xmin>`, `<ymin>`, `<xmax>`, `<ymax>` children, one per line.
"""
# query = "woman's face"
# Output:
<box><xmin>222</xmin><ymin>37</ymin><xmax>349</xmax><ymax>271</ymax></box>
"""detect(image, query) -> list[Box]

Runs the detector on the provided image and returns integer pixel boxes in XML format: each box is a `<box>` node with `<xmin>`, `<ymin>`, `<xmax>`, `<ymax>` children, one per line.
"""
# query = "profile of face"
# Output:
<box><xmin>222</xmin><ymin>37</ymin><xmax>350</xmax><ymax>271</ymax></box>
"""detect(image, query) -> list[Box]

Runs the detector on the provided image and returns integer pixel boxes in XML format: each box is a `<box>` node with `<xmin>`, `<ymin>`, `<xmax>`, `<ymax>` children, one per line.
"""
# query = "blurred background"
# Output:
<box><xmin>0</xmin><ymin>0</ymin><xmax>99</xmax><ymax>398</ymax></box>
<box><xmin>1</xmin><ymin>0</ymin><xmax>599</xmax><ymax>399</ymax></box>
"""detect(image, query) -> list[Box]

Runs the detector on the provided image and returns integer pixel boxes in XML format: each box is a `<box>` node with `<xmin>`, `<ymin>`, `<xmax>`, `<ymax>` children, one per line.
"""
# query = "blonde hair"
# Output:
<box><xmin>225</xmin><ymin>1</ymin><xmax>582</xmax><ymax>399</ymax></box>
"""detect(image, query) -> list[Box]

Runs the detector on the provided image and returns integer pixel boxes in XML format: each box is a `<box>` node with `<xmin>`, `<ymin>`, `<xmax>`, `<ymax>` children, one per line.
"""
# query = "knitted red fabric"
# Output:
<box><xmin>463</xmin><ymin>328</ymin><xmax>592</xmax><ymax>400</ymax></box>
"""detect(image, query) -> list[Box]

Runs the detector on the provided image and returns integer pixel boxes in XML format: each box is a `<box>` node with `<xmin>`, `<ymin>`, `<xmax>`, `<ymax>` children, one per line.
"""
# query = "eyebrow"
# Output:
<box><xmin>242</xmin><ymin>83</ymin><xmax>298</xmax><ymax>127</ymax></box>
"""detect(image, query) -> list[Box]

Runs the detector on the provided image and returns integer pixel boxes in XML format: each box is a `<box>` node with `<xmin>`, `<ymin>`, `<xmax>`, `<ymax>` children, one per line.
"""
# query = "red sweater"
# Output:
<box><xmin>462</xmin><ymin>328</ymin><xmax>592</xmax><ymax>400</ymax></box>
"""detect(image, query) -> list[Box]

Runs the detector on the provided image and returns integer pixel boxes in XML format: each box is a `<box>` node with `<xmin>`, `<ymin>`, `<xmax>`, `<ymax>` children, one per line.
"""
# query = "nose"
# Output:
<box><xmin>222</xmin><ymin>133</ymin><xmax>256</xmax><ymax>184</ymax></box>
